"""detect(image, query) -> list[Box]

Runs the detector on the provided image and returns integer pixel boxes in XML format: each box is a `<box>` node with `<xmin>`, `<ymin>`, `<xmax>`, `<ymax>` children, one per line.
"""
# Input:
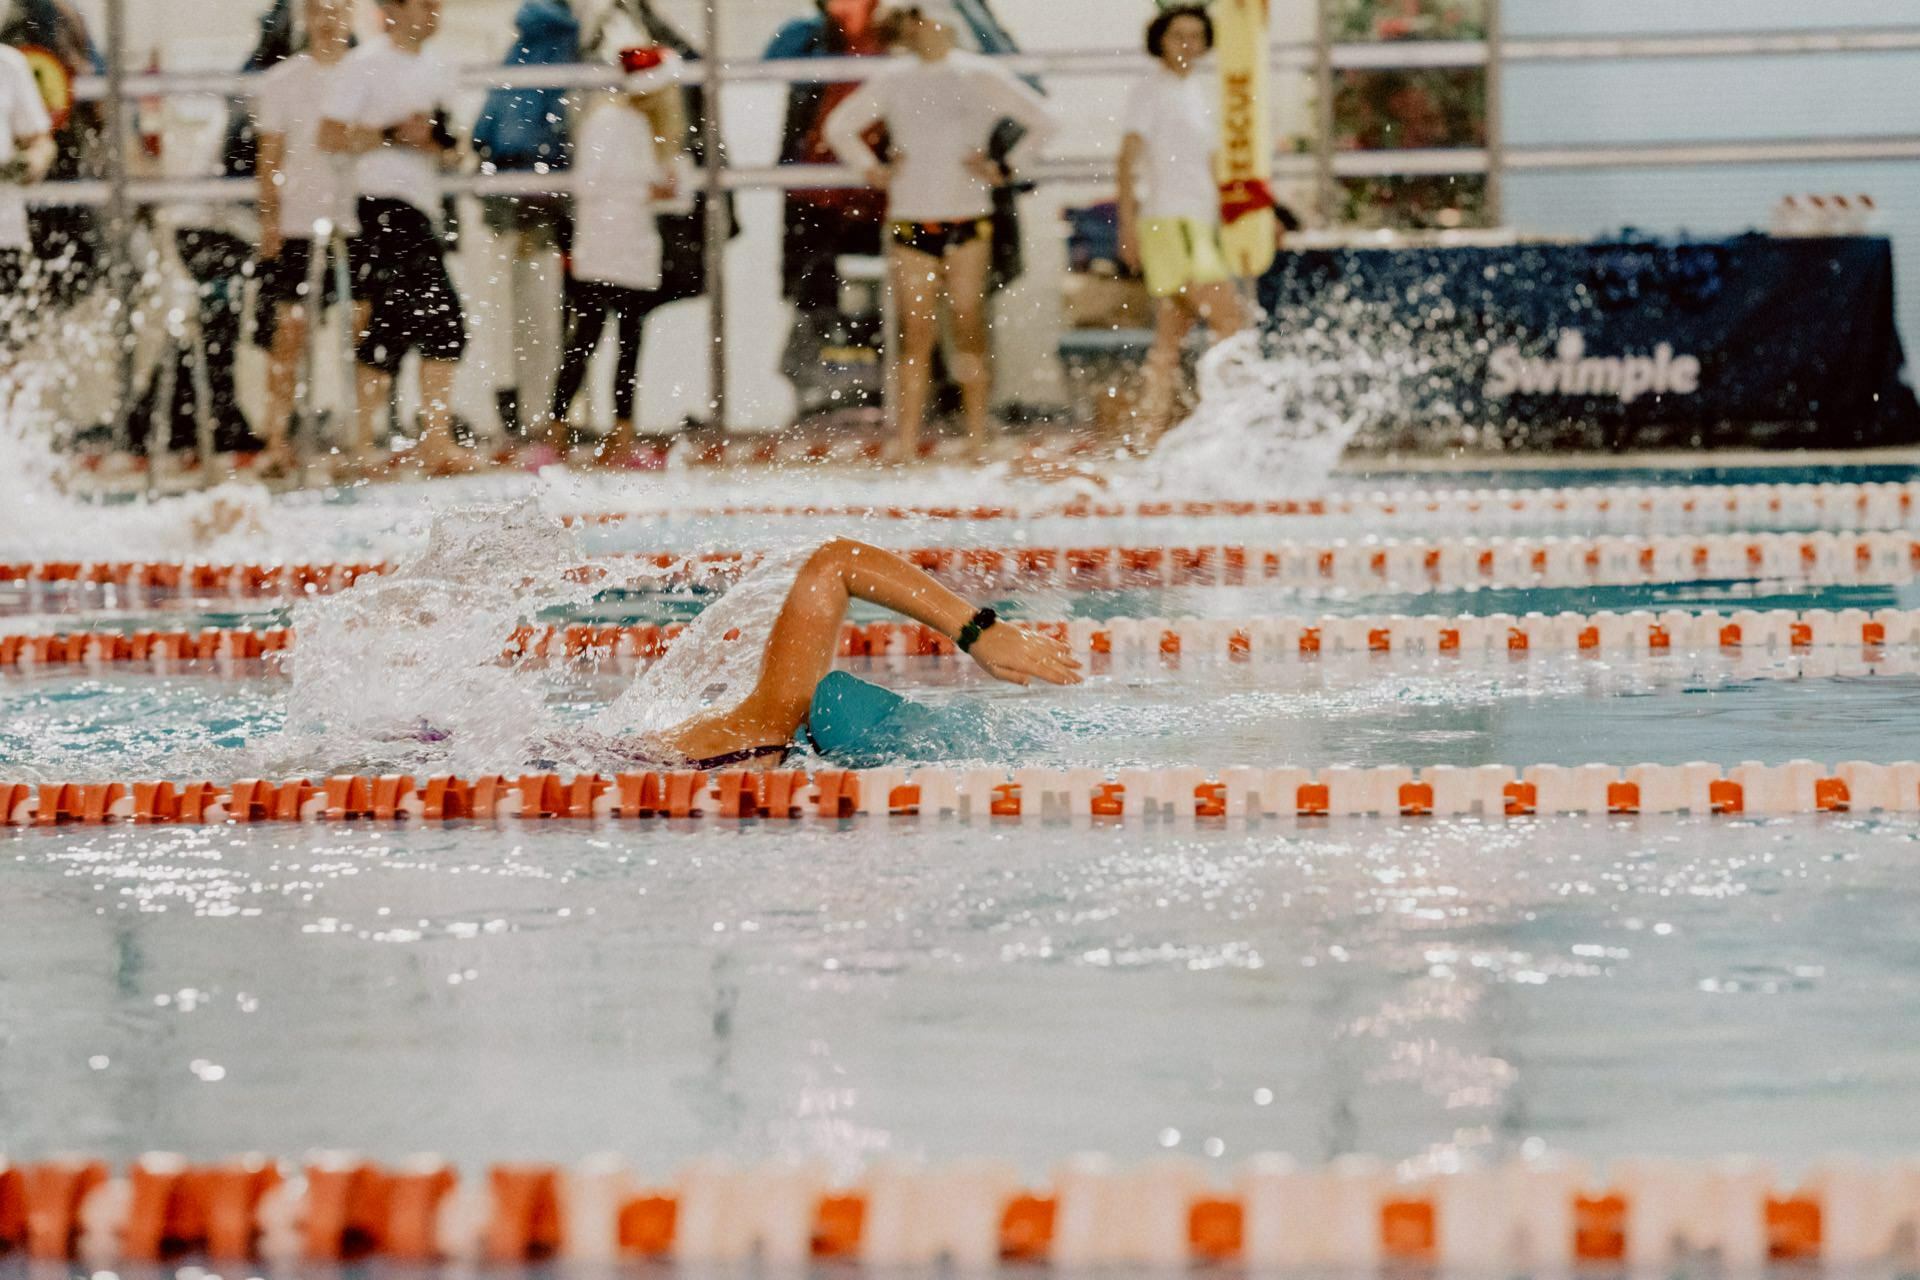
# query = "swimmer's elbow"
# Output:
<box><xmin>810</xmin><ymin>537</ymin><xmax>877</xmax><ymax>571</ymax></box>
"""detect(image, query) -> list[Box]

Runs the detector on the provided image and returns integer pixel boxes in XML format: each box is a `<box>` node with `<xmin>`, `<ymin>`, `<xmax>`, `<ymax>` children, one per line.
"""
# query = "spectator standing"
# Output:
<box><xmin>253</xmin><ymin>0</ymin><xmax>356</xmax><ymax>476</ymax></box>
<box><xmin>319</xmin><ymin>0</ymin><xmax>472</xmax><ymax>475</ymax></box>
<box><xmin>537</xmin><ymin>47</ymin><xmax>687</xmax><ymax>468</ymax></box>
<box><xmin>1117</xmin><ymin>5</ymin><xmax>1246</xmax><ymax>446</ymax></box>
<box><xmin>0</xmin><ymin>34</ymin><xmax>53</xmax><ymax>348</ymax></box>
<box><xmin>824</xmin><ymin>4</ymin><xmax>1056</xmax><ymax>462</ymax></box>
<box><xmin>471</xmin><ymin>0</ymin><xmax>579</xmax><ymax>443</ymax></box>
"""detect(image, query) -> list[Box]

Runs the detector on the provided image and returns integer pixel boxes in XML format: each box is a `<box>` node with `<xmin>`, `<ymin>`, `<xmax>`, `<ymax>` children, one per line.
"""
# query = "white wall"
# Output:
<box><xmin>1503</xmin><ymin>2</ymin><xmax>1920</xmax><ymax>364</ymax></box>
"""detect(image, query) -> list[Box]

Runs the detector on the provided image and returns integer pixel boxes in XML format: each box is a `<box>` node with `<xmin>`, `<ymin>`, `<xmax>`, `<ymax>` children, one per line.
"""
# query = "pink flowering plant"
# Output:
<box><xmin>1332</xmin><ymin>0</ymin><xmax>1485</xmax><ymax>41</ymax></box>
<box><xmin>1331</xmin><ymin>0</ymin><xmax>1490</xmax><ymax>226</ymax></box>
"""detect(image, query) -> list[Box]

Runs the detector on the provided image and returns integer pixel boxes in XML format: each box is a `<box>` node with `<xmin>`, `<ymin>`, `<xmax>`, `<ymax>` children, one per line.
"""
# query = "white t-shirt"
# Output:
<box><xmin>1122</xmin><ymin>65</ymin><xmax>1219</xmax><ymax>224</ymax></box>
<box><xmin>0</xmin><ymin>44</ymin><xmax>52</xmax><ymax>252</ymax></box>
<box><xmin>824</xmin><ymin>50</ymin><xmax>1057</xmax><ymax>222</ymax></box>
<box><xmin>254</xmin><ymin>53</ymin><xmax>358</xmax><ymax>238</ymax></box>
<box><xmin>320</xmin><ymin>39</ymin><xmax>455</xmax><ymax>216</ymax></box>
<box><xmin>570</xmin><ymin>100</ymin><xmax>673</xmax><ymax>291</ymax></box>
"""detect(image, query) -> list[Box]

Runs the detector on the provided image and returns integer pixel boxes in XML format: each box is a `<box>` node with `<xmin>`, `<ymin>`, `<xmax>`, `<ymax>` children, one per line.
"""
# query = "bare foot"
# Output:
<box><xmin>336</xmin><ymin>449</ymin><xmax>389</xmax><ymax>482</ymax></box>
<box><xmin>424</xmin><ymin>447</ymin><xmax>483</xmax><ymax>477</ymax></box>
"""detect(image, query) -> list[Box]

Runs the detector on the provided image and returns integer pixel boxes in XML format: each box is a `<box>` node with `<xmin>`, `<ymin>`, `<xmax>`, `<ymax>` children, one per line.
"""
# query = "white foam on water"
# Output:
<box><xmin>226</xmin><ymin>496</ymin><xmax>817</xmax><ymax>777</ymax></box>
<box><xmin>591</xmin><ymin>550</ymin><xmax>807</xmax><ymax>743</ymax></box>
<box><xmin>1131</xmin><ymin>293</ymin><xmax>1431</xmax><ymax>498</ymax></box>
<box><xmin>260</xmin><ymin>497</ymin><xmax>607</xmax><ymax>775</ymax></box>
<box><xmin>0</xmin><ymin>381</ymin><xmax>440</xmax><ymax>564</ymax></box>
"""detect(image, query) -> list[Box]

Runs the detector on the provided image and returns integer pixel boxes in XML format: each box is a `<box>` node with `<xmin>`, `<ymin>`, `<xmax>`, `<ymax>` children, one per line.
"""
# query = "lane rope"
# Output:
<box><xmin>4</xmin><ymin>529</ymin><xmax>1919</xmax><ymax>605</ymax></box>
<box><xmin>559</xmin><ymin>477</ymin><xmax>1920</xmax><ymax>532</ymax></box>
<box><xmin>5</xmin><ymin>757</ymin><xmax>1915</xmax><ymax>826</ymax></box>
<box><xmin>0</xmin><ymin>1151</ymin><xmax>1891</xmax><ymax>1267</ymax></box>
<box><xmin>6</xmin><ymin>605</ymin><xmax>1920</xmax><ymax>670</ymax></box>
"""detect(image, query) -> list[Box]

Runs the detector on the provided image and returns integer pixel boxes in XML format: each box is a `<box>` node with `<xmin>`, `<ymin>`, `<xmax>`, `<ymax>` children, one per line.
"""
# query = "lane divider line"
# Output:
<box><xmin>5</xmin><ymin>530</ymin><xmax>1920</xmax><ymax>605</ymax></box>
<box><xmin>6</xmin><ymin>606</ymin><xmax>1920</xmax><ymax>671</ymax></box>
<box><xmin>0</xmin><ymin>1151</ymin><xmax>1900</xmax><ymax>1267</ymax></box>
<box><xmin>5</xmin><ymin>758</ymin><xmax>1916</xmax><ymax>827</ymax></box>
<box><xmin>559</xmin><ymin>477</ymin><xmax>1920</xmax><ymax>531</ymax></box>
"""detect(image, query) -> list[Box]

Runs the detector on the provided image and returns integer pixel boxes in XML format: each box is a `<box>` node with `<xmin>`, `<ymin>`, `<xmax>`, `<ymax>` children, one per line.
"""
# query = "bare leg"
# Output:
<box><xmin>1134</xmin><ymin>295</ymin><xmax>1197</xmax><ymax>450</ymax></box>
<box><xmin>263</xmin><ymin>301</ymin><xmax>306</xmax><ymax>467</ymax></box>
<box><xmin>664</xmin><ymin>539</ymin><xmax>1080</xmax><ymax>761</ymax></box>
<box><xmin>352</xmin><ymin>362</ymin><xmax>392</xmax><ymax>470</ymax></box>
<box><xmin>943</xmin><ymin>236</ymin><xmax>995</xmax><ymax>449</ymax></box>
<box><xmin>417</xmin><ymin>359</ymin><xmax>465</xmax><ymax>471</ymax></box>
<box><xmin>596</xmin><ymin>419</ymin><xmax>636</xmax><ymax>464</ymax></box>
<box><xmin>889</xmin><ymin>243</ymin><xmax>943</xmax><ymax>461</ymax></box>
<box><xmin>345</xmin><ymin>299</ymin><xmax>385</xmax><ymax>472</ymax></box>
<box><xmin>1188</xmin><ymin>279</ymin><xmax>1248</xmax><ymax>341</ymax></box>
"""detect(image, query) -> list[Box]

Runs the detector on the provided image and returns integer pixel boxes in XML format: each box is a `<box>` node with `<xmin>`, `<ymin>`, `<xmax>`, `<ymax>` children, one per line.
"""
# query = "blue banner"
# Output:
<box><xmin>1258</xmin><ymin>235</ymin><xmax>1920</xmax><ymax>447</ymax></box>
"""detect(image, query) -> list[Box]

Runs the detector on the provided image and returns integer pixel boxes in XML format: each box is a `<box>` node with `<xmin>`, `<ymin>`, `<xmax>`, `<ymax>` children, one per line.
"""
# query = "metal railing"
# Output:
<box><xmin>52</xmin><ymin>1</ymin><xmax>1920</xmax><ymax>466</ymax></box>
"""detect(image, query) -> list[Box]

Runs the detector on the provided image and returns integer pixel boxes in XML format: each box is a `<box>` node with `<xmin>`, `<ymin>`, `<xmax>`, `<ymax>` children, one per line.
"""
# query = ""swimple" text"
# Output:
<box><xmin>1484</xmin><ymin>330</ymin><xmax>1703</xmax><ymax>404</ymax></box>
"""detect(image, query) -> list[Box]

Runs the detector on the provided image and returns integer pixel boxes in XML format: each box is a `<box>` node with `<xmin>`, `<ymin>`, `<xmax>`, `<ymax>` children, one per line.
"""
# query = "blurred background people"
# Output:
<box><xmin>470</xmin><ymin>0</ymin><xmax>579</xmax><ymax>445</ymax></box>
<box><xmin>767</xmin><ymin>0</ymin><xmax>887</xmax><ymax>421</ymax></box>
<box><xmin>252</xmin><ymin>0</ymin><xmax>356</xmax><ymax>475</ymax></box>
<box><xmin>824</xmin><ymin>3</ymin><xmax>1055</xmax><ymax>461</ymax></box>
<box><xmin>0</xmin><ymin>0</ymin><xmax>101</xmax><ymax>308</ymax></box>
<box><xmin>320</xmin><ymin>0</ymin><xmax>472</xmax><ymax>474</ymax></box>
<box><xmin>538</xmin><ymin>45</ymin><xmax>687</xmax><ymax>468</ymax></box>
<box><xmin>0</xmin><ymin>29</ymin><xmax>54</xmax><ymax>341</ymax></box>
<box><xmin>1117</xmin><ymin>4</ymin><xmax>1246</xmax><ymax>450</ymax></box>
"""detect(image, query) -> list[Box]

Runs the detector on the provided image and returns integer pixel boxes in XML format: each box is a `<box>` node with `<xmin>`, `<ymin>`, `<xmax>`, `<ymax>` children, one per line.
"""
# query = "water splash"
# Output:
<box><xmin>265</xmin><ymin>498</ymin><xmax>605</xmax><ymax>775</ymax></box>
<box><xmin>1141</xmin><ymin>296</ymin><xmax>1424</xmax><ymax>497</ymax></box>
<box><xmin>591</xmin><ymin>550</ymin><xmax>807</xmax><ymax>743</ymax></box>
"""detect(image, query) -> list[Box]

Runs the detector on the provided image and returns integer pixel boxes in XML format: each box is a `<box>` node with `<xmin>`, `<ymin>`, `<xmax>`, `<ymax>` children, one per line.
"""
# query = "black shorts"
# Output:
<box><xmin>256</xmin><ymin>237</ymin><xmax>345</xmax><ymax>310</ymax></box>
<box><xmin>348</xmin><ymin>196</ymin><xmax>467</xmax><ymax>376</ymax></box>
<box><xmin>0</xmin><ymin>248</ymin><xmax>35</xmax><ymax>345</ymax></box>
<box><xmin>889</xmin><ymin>217</ymin><xmax>993</xmax><ymax>257</ymax></box>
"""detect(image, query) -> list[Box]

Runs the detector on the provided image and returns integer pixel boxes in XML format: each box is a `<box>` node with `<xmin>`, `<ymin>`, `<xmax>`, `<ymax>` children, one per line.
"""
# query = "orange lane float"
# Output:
<box><xmin>0</xmin><ymin>1153</ymin><xmax>1895</xmax><ymax>1268</ymax></box>
<box><xmin>3</xmin><ymin>530</ymin><xmax>1917</xmax><ymax>609</ymax></box>
<box><xmin>553</xmin><ymin>478</ymin><xmax>1920</xmax><ymax>534</ymax></box>
<box><xmin>3</xmin><ymin>759</ymin><xmax>1914</xmax><ymax>828</ymax></box>
<box><xmin>5</xmin><ymin>605</ymin><xmax>1920</xmax><ymax>674</ymax></box>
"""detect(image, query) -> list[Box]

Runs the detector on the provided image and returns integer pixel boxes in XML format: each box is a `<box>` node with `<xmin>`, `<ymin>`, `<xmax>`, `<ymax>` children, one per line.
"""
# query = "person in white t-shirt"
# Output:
<box><xmin>1118</xmin><ymin>5</ymin><xmax>1246</xmax><ymax>445</ymax></box>
<box><xmin>253</xmin><ymin>0</ymin><xmax>356</xmax><ymax>475</ymax></box>
<box><xmin>318</xmin><ymin>0</ymin><xmax>474</xmax><ymax>475</ymax></box>
<box><xmin>0</xmin><ymin>39</ymin><xmax>54</xmax><ymax>339</ymax></box>
<box><xmin>824</xmin><ymin>5</ymin><xmax>1056</xmax><ymax>461</ymax></box>
<box><xmin>537</xmin><ymin>48</ymin><xmax>688</xmax><ymax>469</ymax></box>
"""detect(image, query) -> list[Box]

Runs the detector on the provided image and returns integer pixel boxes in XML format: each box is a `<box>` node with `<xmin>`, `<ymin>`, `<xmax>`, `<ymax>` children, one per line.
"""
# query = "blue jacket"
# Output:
<box><xmin>472</xmin><ymin>0</ymin><xmax>580</xmax><ymax>172</ymax></box>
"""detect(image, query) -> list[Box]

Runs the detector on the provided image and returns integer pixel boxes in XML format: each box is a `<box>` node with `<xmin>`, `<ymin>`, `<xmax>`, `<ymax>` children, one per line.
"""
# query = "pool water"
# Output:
<box><xmin>3</xmin><ymin>652</ymin><xmax>1920</xmax><ymax>785</ymax></box>
<box><xmin>6</xmin><ymin>813</ymin><xmax>1919</xmax><ymax>1175</ymax></box>
<box><xmin>4</xmin><ymin>460</ymin><xmax>1920</xmax><ymax>1198</ymax></box>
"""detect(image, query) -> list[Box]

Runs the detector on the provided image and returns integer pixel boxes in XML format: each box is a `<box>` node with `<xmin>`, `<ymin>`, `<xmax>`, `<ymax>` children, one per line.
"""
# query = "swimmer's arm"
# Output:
<box><xmin>830</xmin><ymin>541</ymin><xmax>1082</xmax><ymax>687</ymax></box>
<box><xmin>667</xmin><ymin>539</ymin><xmax>1080</xmax><ymax>766</ymax></box>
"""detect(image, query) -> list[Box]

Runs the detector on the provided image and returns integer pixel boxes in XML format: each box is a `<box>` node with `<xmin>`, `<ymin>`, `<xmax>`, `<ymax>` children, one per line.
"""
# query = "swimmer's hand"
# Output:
<box><xmin>967</xmin><ymin>624</ymin><xmax>1083</xmax><ymax>688</ymax></box>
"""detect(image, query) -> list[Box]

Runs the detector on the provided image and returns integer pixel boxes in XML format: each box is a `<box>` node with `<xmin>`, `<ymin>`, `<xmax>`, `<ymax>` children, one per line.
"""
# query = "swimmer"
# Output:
<box><xmin>618</xmin><ymin>537</ymin><xmax>1080</xmax><ymax>770</ymax></box>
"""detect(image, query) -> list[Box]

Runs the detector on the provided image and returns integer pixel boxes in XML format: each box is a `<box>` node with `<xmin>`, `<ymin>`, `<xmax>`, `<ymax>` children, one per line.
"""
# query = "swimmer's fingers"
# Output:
<box><xmin>1033</xmin><ymin>637</ymin><xmax>1084</xmax><ymax>684</ymax></box>
<box><xmin>972</xmin><ymin>627</ymin><xmax>1083</xmax><ymax>686</ymax></box>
